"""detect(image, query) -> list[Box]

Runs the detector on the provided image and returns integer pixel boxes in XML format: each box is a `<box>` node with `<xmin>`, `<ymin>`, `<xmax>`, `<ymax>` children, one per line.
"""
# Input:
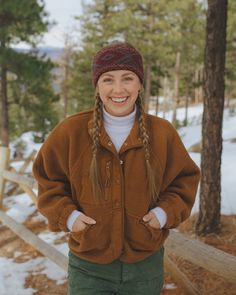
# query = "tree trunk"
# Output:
<box><xmin>155</xmin><ymin>96</ymin><xmax>159</xmax><ymax>116</ymax></box>
<box><xmin>183</xmin><ymin>83</ymin><xmax>190</xmax><ymax>127</ymax></box>
<box><xmin>144</xmin><ymin>62</ymin><xmax>152</xmax><ymax>112</ymax></box>
<box><xmin>62</xmin><ymin>45</ymin><xmax>71</xmax><ymax>119</ymax></box>
<box><xmin>194</xmin><ymin>67</ymin><xmax>200</xmax><ymax>104</ymax></box>
<box><xmin>0</xmin><ymin>65</ymin><xmax>9</xmax><ymax>147</ymax></box>
<box><xmin>199</xmin><ymin>64</ymin><xmax>204</xmax><ymax>102</ymax></box>
<box><xmin>172</xmin><ymin>51</ymin><xmax>181</xmax><ymax>126</ymax></box>
<box><xmin>162</xmin><ymin>76</ymin><xmax>168</xmax><ymax>119</ymax></box>
<box><xmin>63</xmin><ymin>61</ymin><xmax>69</xmax><ymax>118</ymax></box>
<box><xmin>196</xmin><ymin>0</ymin><xmax>228</xmax><ymax>235</ymax></box>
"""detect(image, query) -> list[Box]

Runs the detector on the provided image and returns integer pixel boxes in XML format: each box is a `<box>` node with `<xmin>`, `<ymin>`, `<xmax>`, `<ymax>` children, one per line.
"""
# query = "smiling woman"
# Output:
<box><xmin>96</xmin><ymin>70</ymin><xmax>141</xmax><ymax>116</ymax></box>
<box><xmin>32</xmin><ymin>41</ymin><xmax>200</xmax><ymax>295</ymax></box>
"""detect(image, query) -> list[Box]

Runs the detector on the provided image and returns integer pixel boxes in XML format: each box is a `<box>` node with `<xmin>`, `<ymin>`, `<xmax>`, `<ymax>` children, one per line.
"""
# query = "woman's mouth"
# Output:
<box><xmin>110</xmin><ymin>97</ymin><xmax>128</xmax><ymax>103</ymax></box>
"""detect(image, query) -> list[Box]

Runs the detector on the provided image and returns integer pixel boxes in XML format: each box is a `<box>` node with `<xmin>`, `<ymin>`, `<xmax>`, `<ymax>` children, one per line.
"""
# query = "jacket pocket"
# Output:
<box><xmin>125</xmin><ymin>212</ymin><xmax>162</xmax><ymax>251</ymax></box>
<box><xmin>71</xmin><ymin>204</ymin><xmax>112</xmax><ymax>253</ymax></box>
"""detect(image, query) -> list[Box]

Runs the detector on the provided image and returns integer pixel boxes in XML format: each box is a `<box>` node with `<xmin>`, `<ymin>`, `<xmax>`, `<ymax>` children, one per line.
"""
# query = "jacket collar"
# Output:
<box><xmin>88</xmin><ymin>110</ymin><xmax>144</xmax><ymax>154</ymax></box>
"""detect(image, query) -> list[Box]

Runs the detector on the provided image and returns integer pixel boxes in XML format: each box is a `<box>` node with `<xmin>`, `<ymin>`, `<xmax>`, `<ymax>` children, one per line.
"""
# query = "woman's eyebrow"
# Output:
<box><xmin>101</xmin><ymin>72</ymin><xmax>135</xmax><ymax>78</ymax></box>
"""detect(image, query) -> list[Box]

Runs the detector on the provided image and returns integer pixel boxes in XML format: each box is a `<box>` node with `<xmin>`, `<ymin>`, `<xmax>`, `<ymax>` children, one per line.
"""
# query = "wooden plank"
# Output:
<box><xmin>19</xmin><ymin>150</ymin><xmax>37</xmax><ymax>174</ymax></box>
<box><xmin>0</xmin><ymin>210</ymin><xmax>68</xmax><ymax>271</ymax></box>
<box><xmin>19</xmin><ymin>184</ymin><xmax>37</xmax><ymax>205</ymax></box>
<box><xmin>8</xmin><ymin>150</ymin><xmax>37</xmax><ymax>196</ymax></box>
<box><xmin>166</xmin><ymin>230</ymin><xmax>236</xmax><ymax>284</ymax></box>
<box><xmin>0</xmin><ymin>147</ymin><xmax>10</xmax><ymax>208</ymax></box>
<box><xmin>165</xmin><ymin>254</ymin><xmax>200</xmax><ymax>295</ymax></box>
<box><xmin>2</xmin><ymin>170</ymin><xmax>37</xmax><ymax>190</ymax></box>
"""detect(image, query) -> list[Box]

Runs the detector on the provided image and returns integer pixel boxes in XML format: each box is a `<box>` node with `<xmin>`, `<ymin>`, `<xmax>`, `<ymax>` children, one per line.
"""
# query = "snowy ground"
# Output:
<box><xmin>0</xmin><ymin>103</ymin><xmax>235</xmax><ymax>294</ymax></box>
<box><xmin>0</xmin><ymin>193</ymin><xmax>68</xmax><ymax>295</ymax></box>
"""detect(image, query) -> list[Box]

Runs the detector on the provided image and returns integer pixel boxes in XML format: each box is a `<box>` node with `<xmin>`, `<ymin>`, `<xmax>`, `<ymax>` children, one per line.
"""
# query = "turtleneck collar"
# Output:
<box><xmin>103</xmin><ymin>104</ymin><xmax>137</xmax><ymax>127</ymax></box>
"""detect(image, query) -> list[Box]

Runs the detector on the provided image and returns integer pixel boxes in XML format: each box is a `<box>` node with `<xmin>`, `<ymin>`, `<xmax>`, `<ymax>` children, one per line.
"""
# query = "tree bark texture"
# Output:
<box><xmin>0</xmin><ymin>65</ymin><xmax>9</xmax><ymax>147</ymax></box>
<box><xmin>172</xmin><ymin>51</ymin><xmax>181</xmax><ymax>126</ymax></box>
<box><xmin>196</xmin><ymin>0</ymin><xmax>228</xmax><ymax>235</ymax></box>
<box><xmin>144</xmin><ymin>62</ymin><xmax>151</xmax><ymax>112</ymax></box>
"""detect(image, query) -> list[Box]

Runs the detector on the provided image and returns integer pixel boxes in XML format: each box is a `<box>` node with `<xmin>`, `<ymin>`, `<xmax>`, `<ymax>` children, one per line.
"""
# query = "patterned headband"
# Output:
<box><xmin>92</xmin><ymin>43</ymin><xmax>144</xmax><ymax>87</ymax></box>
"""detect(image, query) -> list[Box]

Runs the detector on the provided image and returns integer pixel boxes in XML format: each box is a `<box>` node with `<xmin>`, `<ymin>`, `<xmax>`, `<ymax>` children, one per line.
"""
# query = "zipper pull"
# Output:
<box><xmin>120</xmin><ymin>160</ymin><xmax>124</xmax><ymax>165</ymax></box>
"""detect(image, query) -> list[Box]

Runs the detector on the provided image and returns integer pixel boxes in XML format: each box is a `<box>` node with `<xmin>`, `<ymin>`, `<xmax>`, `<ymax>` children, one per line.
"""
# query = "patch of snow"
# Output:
<box><xmin>0</xmin><ymin>256</ymin><xmax>67</xmax><ymax>295</ymax></box>
<box><xmin>4</xmin><ymin>193</ymin><xmax>36</xmax><ymax>223</ymax></box>
<box><xmin>0</xmin><ymin>257</ymin><xmax>36</xmax><ymax>295</ymax></box>
<box><xmin>38</xmin><ymin>232</ymin><xmax>69</xmax><ymax>256</ymax></box>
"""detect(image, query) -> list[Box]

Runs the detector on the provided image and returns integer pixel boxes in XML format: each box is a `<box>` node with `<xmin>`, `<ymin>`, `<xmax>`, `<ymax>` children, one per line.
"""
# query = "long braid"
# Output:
<box><xmin>136</xmin><ymin>94</ymin><xmax>158</xmax><ymax>203</ymax></box>
<box><xmin>90</xmin><ymin>94</ymin><xmax>103</xmax><ymax>203</ymax></box>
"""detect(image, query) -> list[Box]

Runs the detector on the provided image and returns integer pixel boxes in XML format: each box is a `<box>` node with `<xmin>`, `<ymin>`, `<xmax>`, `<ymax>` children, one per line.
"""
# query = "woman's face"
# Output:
<box><xmin>96</xmin><ymin>70</ymin><xmax>141</xmax><ymax>117</ymax></box>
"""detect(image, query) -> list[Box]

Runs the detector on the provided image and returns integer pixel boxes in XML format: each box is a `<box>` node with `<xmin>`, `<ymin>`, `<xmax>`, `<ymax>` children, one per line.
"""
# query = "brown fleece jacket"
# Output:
<box><xmin>33</xmin><ymin>110</ymin><xmax>200</xmax><ymax>264</ymax></box>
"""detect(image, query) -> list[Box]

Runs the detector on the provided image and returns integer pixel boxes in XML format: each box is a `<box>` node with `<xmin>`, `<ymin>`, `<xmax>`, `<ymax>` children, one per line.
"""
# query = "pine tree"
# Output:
<box><xmin>0</xmin><ymin>0</ymin><xmax>58</xmax><ymax>146</ymax></box>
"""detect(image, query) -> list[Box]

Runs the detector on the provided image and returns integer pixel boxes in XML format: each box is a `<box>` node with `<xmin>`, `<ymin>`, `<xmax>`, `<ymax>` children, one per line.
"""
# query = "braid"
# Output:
<box><xmin>90</xmin><ymin>94</ymin><xmax>103</xmax><ymax>203</ymax></box>
<box><xmin>136</xmin><ymin>94</ymin><xmax>158</xmax><ymax>203</ymax></box>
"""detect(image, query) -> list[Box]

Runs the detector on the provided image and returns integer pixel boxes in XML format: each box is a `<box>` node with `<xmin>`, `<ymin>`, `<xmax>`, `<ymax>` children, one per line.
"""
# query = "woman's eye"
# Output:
<box><xmin>124</xmin><ymin>77</ymin><xmax>133</xmax><ymax>81</ymax></box>
<box><xmin>103</xmin><ymin>78</ymin><xmax>112</xmax><ymax>82</ymax></box>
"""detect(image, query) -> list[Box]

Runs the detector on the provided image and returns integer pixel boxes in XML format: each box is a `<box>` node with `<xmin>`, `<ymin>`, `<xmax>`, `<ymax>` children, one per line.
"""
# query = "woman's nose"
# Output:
<box><xmin>112</xmin><ymin>80</ymin><xmax>124</xmax><ymax>93</ymax></box>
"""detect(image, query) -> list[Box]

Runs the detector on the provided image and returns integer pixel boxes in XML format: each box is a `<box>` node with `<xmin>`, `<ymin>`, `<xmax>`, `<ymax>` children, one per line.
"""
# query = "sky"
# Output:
<box><xmin>42</xmin><ymin>0</ymin><xmax>83</xmax><ymax>47</ymax></box>
<box><xmin>18</xmin><ymin>0</ymin><xmax>84</xmax><ymax>48</ymax></box>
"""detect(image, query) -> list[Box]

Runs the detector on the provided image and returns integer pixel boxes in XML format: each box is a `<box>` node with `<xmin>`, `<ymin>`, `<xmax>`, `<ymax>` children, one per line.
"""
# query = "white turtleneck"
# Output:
<box><xmin>103</xmin><ymin>105</ymin><xmax>137</xmax><ymax>152</ymax></box>
<box><xmin>67</xmin><ymin>106</ymin><xmax>167</xmax><ymax>231</ymax></box>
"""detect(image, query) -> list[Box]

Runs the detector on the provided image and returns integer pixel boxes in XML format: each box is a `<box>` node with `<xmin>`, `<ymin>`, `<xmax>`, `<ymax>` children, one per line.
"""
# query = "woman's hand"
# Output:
<box><xmin>72</xmin><ymin>213</ymin><xmax>96</xmax><ymax>232</ymax></box>
<box><xmin>142</xmin><ymin>211</ymin><xmax>161</xmax><ymax>229</ymax></box>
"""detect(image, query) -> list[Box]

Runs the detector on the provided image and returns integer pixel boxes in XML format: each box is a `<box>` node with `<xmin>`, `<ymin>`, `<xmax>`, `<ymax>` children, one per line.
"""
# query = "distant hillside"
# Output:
<box><xmin>15</xmin><ymin>46</ymin><xmax>64</xmax><ymax>61</ymax></box>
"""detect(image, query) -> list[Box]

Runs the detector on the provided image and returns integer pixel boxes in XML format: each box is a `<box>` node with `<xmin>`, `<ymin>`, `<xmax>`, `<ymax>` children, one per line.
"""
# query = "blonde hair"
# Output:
<box><xmin>89</xmin><ymin>93</ymin><xmax>158</xmax><ymax>204</ymax></box>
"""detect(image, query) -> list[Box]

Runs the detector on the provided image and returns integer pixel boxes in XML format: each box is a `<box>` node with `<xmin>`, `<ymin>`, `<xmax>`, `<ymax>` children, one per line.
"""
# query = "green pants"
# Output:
<box><xmin>67</xmin><ymin>247</ymin><xmax>164</xmax><ymax>295</ymax></box>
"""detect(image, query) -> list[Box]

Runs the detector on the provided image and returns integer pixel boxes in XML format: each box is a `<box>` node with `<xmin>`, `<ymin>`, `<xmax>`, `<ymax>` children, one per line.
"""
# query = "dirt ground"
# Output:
<box><xmin>0</xmin><ymin>210</ymin><xmax>235</xmax><ymax>295</ymax></box>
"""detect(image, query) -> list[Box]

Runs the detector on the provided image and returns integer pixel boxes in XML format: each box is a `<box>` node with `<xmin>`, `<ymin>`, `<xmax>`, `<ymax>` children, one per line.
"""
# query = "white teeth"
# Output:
<box><xmin>111</xmin><ymin>97</ymin><xmax>127</xmax><ymax>103</ymax></box>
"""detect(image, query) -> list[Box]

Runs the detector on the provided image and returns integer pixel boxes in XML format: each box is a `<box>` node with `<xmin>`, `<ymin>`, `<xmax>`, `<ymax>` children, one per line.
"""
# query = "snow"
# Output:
<box><xmin>0</xmin><ymin>257</ymin><xmax>36</xmax><ymax>295</ymax></box>
<box><xmin>38</xmin><ymin>232</ymin><xmax>69</xmax><ymax>256</ymax></box>
<box><xmin>0</xmin><ymin>256</ymin><xmax>66</xmax><ymax>295</ymax></box>
<box><xmin>1</xmin><ymin>194</ymin><xmax>68</xmax><ymax>295</ymax></box>
<box><xmin>0</xmin><ymin>102</ymin><xmax>235</xmax><ymax>294</ymax></box>
<box><xmin>4</xmin><ymin>193</ymin><xmax>36</xmax><ymax>223</ymax></box>
<box><xmin>162</xmin><ymin>107</ymin><xmax>236</xmax><ymax>216</ymax></box>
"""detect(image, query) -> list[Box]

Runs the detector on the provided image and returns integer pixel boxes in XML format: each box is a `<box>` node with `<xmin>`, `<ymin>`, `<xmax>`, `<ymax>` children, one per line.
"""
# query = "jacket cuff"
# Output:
<box><xmin>58</xmin><ymin>204</ymin><xmax>77</xmax><ymax>232</ymax></box>
<box><xmin>156</xmin><ymin>201</ymin><xmax>181</xmax><ymax>229</ymax></box>
<box><xmin>150</xmin><ymin>207</ymin><xmax>167</xmax><ymax>228</ymax></box>
<box><xmin>67</xmin><ymin>210</ymin><xmax>82</xmax><ymax>231</ymax></box>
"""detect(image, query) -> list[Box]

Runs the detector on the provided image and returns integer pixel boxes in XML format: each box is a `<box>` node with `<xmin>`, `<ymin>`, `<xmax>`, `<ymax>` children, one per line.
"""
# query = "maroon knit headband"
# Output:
<box><xmin>92</xmin><ymin>43</ymin><xmax>144</xmax><ymax>87</ymax></box>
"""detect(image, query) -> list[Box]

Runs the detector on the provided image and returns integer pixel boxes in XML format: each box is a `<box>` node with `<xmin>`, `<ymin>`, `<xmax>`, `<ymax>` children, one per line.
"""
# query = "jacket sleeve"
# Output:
<box><xmin>32</xmin><ymin>124</ymin><xmax>77</xmax><ymax>232</ymax></box>
<box><xmin>156</xmin><ymin>125</ymin><xmax>201</xmax><ymax>229</ymax></box>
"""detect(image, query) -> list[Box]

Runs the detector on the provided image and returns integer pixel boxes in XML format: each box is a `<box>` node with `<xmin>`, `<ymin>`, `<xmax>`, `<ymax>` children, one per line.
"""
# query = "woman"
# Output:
<box><xmin>33</xmin><ymin>42</ymin><xmax>200</xmax><ymax>295</ymax></box>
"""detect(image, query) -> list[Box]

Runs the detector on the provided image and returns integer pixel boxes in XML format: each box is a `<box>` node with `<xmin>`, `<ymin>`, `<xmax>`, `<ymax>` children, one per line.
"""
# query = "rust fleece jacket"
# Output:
<box><xmin>32</xmin><ymin>109</ymin><xmax>200</xmax><ymax>264</ymax></box>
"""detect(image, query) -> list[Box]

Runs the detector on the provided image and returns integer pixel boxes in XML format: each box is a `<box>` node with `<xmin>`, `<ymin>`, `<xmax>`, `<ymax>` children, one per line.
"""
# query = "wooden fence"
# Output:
<box><xmin>0</xmin><ymin>146</ymin><xmax>236</xmax><ymax>294</ymax></box>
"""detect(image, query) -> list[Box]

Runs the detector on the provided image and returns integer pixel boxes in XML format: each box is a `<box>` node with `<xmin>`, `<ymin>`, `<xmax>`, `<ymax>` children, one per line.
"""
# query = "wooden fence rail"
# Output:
<box><xmin>166</xmin><ymin>230</ymin><xmax>236</xmax><ymax>284</ymax></box>
<box><xmin>0</xmin><ymin>146</ymin><xmax>236</xmax><ymax>294</ymax></box>
<box><xmin>0</xmin><ymin>210</ymin><xmax>68</xmax><ymax>271</ymax></box>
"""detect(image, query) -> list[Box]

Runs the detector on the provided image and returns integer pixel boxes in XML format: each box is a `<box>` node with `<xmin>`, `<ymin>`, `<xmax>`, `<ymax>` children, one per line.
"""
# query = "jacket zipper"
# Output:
<box><xmin>104</xmin><ymin>161</ymin><xmax>111</xmax><ymax>201</ymax></box>
<box><xmin>119</xmin><ymin>158</ymin><xmax>125</xmax><ymax>254</ymax></box>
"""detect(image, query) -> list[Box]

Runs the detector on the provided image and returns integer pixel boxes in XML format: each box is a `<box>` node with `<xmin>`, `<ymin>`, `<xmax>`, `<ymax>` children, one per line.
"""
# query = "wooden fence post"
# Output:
<box><xmin>0</xmin><ymin>146</ymin><xmax>10</xmax><ymax>208</ymax></box>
